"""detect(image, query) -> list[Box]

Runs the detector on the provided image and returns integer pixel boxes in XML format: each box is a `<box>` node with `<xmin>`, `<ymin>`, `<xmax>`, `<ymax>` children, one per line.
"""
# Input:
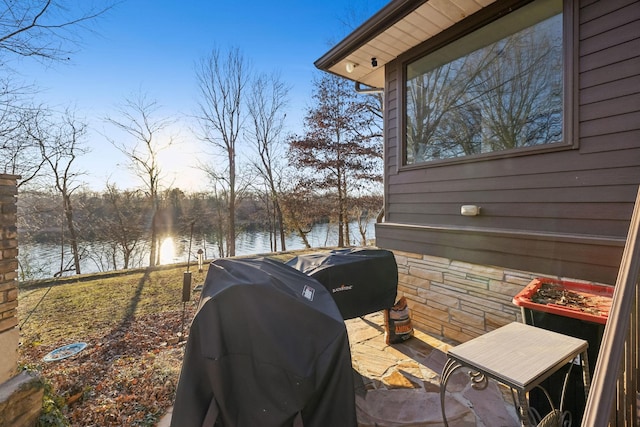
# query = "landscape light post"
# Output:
<box><xmin>197</xmin><ymin>248</ymin><xmax>204</xmax><ymax>273</ymax></box>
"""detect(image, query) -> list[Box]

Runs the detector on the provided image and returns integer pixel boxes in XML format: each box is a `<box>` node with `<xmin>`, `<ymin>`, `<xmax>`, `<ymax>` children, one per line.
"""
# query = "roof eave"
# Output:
<box><xmin>314</xmin><ymin>0</ymin><xmax>428</xmax><ymax>72</ymax></box>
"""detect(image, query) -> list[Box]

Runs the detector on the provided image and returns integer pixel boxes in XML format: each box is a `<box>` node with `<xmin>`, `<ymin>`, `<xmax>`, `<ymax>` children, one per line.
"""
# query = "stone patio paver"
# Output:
<box><xmin>350</xmin><ymin>312</ymin><xmax>519</xmax><ymax>426</ymax></box>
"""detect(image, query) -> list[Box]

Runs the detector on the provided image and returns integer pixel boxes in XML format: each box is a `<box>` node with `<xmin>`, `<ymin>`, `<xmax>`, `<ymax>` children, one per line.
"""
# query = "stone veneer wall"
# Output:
<box><xmin>394</xmin><ymin>250</ymin><xmax>556</xmax><ymax>344</ymax></box>
<box><xmin>0</xmin><ymin>175</ymin><xmax>19</xmax><ymax>383</ymax></box>
<box><xmin>0</xmin><ymin>174</ymin><xmax>42</xmax><ymax>427</ymax></box>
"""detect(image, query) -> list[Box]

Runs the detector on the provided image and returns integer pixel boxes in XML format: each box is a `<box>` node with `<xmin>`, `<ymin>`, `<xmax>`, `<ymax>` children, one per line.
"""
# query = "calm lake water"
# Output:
<box><xmin>19</xmin><ymin>222</ymin><xmax>375</xmax><ymax>280</ymax></box>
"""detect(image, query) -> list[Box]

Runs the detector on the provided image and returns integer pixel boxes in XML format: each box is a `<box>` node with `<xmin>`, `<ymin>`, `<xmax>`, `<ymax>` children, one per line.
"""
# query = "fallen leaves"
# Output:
<box><xmin>531</xmin><ymin>282</ymin><xmax>602</xmax><ymax>315</ymax></box>
<box><xmin>20</xmin><ymin>309</ymin><xmax>196</xmax><ymax>426</ymax></box>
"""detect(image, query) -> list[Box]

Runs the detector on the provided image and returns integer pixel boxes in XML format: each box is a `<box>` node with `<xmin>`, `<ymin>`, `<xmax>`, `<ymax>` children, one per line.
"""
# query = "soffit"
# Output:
<box><xmin>315</xmin><ymin>0</ymin><xmax>497</xmax><ymax>88</ymax></box>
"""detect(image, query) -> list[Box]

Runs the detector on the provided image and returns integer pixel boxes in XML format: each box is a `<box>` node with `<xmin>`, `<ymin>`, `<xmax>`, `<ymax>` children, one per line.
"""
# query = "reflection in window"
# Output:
<box><xmin>405</xmin><ymin>1</ymin><xmax>563</xmax><ymax>165</ymax></box>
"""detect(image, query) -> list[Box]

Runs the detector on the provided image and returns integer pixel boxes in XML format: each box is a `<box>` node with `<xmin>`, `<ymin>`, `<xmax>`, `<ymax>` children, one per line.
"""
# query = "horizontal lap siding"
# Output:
<box><xmin>378</xmin><ymin>0</ymin><xmax>640</xmax><ymax>284</ymax></box>
<box><xmin>382</xmin><ymin>225</ymin><xmax>621</xmax><ymax>285</ymax></box>
<box><xmin>385</xmin><ymin>67</ymin><xmax>399</xmax><ymax>178</ymax></box>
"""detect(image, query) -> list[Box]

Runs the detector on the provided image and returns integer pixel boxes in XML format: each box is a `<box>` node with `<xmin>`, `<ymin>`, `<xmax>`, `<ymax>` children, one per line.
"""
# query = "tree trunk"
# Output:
<box><xmin>344</xmin><ymin>219</ymin><xmax>350</xmax><ymax>247</ymax></box>
<box><xmin>275</xmin><ymin>200</ymin><xmax>286</xmax><ymax>251</ymax></box>
<box><xmin>149</xmin><ymin>207</ymin><xmax>158</xmax><ymax>267</ymax></box>
<box><xmin>213</xmin><ymin>196</ymin><xmax>226</xmax><ymax>258</ymax></box>
<box><xmin>337</xmin><ymin>172</ymin><xmax>345</xmax><ymax>247</ymax></box>
<box><xmin>265</xmin><ymin>195</ymin><xmax>275</xmax><ymax>252</ymax></box>
<box><xmin>342</xmin><ymin>177</ymin><xmax>350</xmax><ymax>247</ymax></box>
<box><xmin>228</xmin><ymin>149</ymin><xmax>236</xmax><ymax>257</ymax></box>
<box><xmin>63</xmin><ymin>194</ymin><xmax>81</xmax><ymax>274</ymax></box>
<box><xmin>296</xmin><ymin>226</ymin><xmax>311</xmax><ymax>248</ymax></box>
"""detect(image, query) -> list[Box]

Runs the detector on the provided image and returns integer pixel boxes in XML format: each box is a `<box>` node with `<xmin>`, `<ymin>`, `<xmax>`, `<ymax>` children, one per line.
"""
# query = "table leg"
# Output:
<box><xmin>580</xmin><ymin>350</ymin><xmax>591</xmax><ymax>402</ymax></box>
<box><xmin>516</xmin><ymin>390</ymin><xmax>531</xmax><ymax>427</ymax></box>
<box><xmin>440</xmin><ymin>358</ymin><xmax>462</xmax><ymax>427</ymax></box>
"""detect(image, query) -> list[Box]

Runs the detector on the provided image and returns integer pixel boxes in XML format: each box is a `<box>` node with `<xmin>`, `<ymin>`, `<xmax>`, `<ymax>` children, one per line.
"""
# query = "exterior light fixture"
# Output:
<box><xmin>371</xmin><ymin>57</ymin><xmax>378</xmax><ymax>67</ymax></box>
<box><xmin>346</xmin><ymin>62</ymin><xmax>357</xmax><ymax>73</ymax></box>
<box><xmin>461</xmin><ymin>205</ymin><xmax>480</xmax><ymax>216</ymax></box>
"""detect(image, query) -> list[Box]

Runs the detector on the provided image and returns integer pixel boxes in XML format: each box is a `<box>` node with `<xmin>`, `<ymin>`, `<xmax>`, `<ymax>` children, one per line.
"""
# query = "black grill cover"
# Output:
<box><xmin>171</xmin><ymin>257</ymin><xmax>356</xmax><ymax>427</ymax></box>
<box><xmin>286</xmin><ymin>248</ymin><xmax>398</xmax><ymax>320</ymax></box>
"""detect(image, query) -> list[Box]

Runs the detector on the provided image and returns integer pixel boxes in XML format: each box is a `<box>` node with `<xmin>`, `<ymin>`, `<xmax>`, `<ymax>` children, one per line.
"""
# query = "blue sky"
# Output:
<box><xmin>16</xmin><ymin>0</ymin><xmax>387</xmax><ymax>191</ymax></box>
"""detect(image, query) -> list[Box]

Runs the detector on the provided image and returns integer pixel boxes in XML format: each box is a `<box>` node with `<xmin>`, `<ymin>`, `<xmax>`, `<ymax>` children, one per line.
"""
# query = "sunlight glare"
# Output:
<box><xmin>158</xmin><ymin>136</ymin><xmax>210</xmax><ymax>192</ymax></box>
<box><xmin>159</xmin><ymin>237</ymin><xmax>176</xmax><ymax>265</ymax></box>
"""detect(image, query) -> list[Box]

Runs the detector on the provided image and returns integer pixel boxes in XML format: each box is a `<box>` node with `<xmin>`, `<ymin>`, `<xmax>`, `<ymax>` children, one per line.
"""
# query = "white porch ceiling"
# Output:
<box><xmin>315</xmin><ymin>0</ymin><xmax>497</xmax><ymax>88</ymax></box>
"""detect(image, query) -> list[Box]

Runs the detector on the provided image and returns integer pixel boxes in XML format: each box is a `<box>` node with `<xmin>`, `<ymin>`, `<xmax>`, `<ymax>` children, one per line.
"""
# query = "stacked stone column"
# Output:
<box><xmin>0</xmin><ymin>174</ymin><xmax>43</xmax><ymax>427</ymax></box>
<box><xmin>0</xmin><ymin>174</ymin><xmax>19</xmax><ymax>383</ymax></box>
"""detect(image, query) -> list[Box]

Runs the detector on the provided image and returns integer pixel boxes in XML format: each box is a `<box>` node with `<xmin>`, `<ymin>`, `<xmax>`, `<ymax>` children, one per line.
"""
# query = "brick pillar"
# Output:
<box><xmin>0</xmin><ymin>174</ymin><xmax>43</xmax><ymax>427</ymax></box>
<box><xmin>0</xmin><ymin>175</ymin><xmax>19</xmax><ymax>383</ymax></box>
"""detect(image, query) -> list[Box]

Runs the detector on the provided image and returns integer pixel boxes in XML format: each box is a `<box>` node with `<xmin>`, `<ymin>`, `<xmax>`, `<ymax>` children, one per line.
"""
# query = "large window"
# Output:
<box><xmin>405</xmin><ymin>0</ymin><xmax>564</xmax><ymax>165</ymax></box>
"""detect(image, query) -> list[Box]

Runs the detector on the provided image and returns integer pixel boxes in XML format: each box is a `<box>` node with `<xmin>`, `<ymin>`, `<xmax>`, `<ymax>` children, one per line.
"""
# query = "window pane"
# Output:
<box><xmin>405</xmin><ymin>3</ymin><xmax>563</xmax><ymax>165</ymax></box>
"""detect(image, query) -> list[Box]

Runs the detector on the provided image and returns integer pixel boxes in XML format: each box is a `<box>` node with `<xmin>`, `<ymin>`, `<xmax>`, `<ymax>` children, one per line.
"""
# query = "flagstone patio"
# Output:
<box><xmin>348</xmin><ymin>312</ymin><xmax>519</xmax><ymax>427</ymax></box>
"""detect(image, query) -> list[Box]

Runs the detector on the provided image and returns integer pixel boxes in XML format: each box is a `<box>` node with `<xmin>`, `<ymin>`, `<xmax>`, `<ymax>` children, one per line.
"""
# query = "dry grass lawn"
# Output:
<box><xmin>17</xmin><ymin>251</ymin><xmax>309</xmax><ymax>426</ymax></box>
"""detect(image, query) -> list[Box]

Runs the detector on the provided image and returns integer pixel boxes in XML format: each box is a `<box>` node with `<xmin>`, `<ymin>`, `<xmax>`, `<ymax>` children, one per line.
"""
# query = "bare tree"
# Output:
<box><xmin>83</xmin><ymin>184</ymin><xmax>147</xmax><ymax>270</ymax></box>
<box><xmin>0</xmin><ymin>99</ymin><xmax>48</xmax><ymax>188</ymax></box>
<box><xmin>209</xmin><ymin>177</ymin><xmax>229</xmax><ymax>258</ymax></box>
<box><xmin>193</xmin><ymin>167</ymin><xmax>229</xmax><ymax>257</ymax></box>
<box><xmin>349</xmin><ymin>194</ymin><xmax>383</xmax><ymax>246</ymax></box>
<box><xmin>0</xmin><ymin>0</ymin><xmax>115</xmax><ymax>63</ymax></box>
<box><xmin>104</xmin><ymin>92</ymin><xmax>174</xmax><ymax>267</ymax></box>
<box><xmin>0</xmin><ymin>1</ymin><xmax>115</xmax><ymax>187</ymax></box>
<box><xmin>195</xmin><ymin>47</ymin><xmax>249</xmax><ymax>257</ymax></box>
<box><xmin>246</xmin><ymin>72</ymin><xmax>289</xmax><ymax>251</ymax></box>
<box><xmin>279</xmin><ymin>178</ymin><xmax>328</xmax><ymax>249</ymax></box>
<box><xmin>24</xmin><ymin>107</ymin><xmax>88</xmax><ymax>275</ymax></box>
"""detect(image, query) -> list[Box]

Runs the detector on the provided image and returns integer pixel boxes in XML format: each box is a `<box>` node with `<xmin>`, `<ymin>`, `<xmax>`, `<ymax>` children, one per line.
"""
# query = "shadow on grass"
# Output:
<box><xmin>121</xmin><ymin>268</ymin><xmax>151</xmax><ymax>323</ymax></box>
<box><xmin>97</xmin><ymin>269</ymin><xmax>164</xmax><ymax>360</ymax></box>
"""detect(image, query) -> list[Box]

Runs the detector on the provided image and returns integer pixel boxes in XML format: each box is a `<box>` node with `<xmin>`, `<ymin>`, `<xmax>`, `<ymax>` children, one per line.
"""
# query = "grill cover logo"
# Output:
<box><xmin>302</xmin><ymin>285</ymin><xmax>315</xmax><ymax>301</ymax></box>
<box><xmin>332</xmin><ymin>284</ymin><xmax>353</xmax><ymax>293</ymax></box>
